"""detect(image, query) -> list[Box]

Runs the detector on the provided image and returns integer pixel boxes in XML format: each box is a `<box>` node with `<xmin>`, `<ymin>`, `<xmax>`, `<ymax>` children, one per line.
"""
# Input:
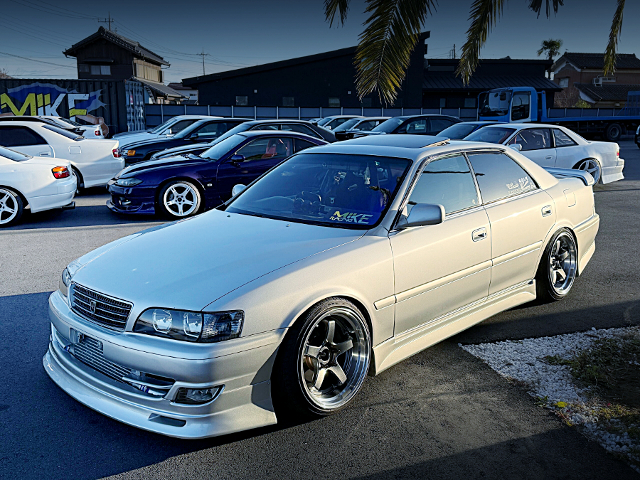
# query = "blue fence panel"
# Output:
<box><xmin>342</xmin><ymin>108</ymin><xmax>362</xmax><ymax>115</ymax></box>
<box><xmin>209</xmin><ymin>106</ymin><xmax>233</xmax><ymax>117</ymax></box>
<box><xmin>403</xmin><ymin>108</ymin><xmax>421</xmax><ymax>116</ymax></box>
<box><xmin>232</xmin><ymin>106</ymin><xmax>255</xmax><ymax>118</ymax></box>
<box><xmin>188</xmin><ymin>105</ymin><xmax>210</xmax><ymax>115</ymax></box>
<box><xmin>300</xmin><ymin>107</ymin><xmax>321</xmax><ymax>119</ymax></box>
<box><xmin>278</xmin><ymin>107</ymin><xmax>299</xmax><ymax>118</ymax></box>
<box><xmin>256</xmin><ymin>106</ymin><xmax>276</xmax><ymax>119</ymax></box>
<box><xmin>383</xmin><ymin>108</ymin><xmax>403</xmax><ymax>117</ymax></box>
<box><xmin>162</xmin><ymin>105</ymin><xmax>187</xmax><ymax>116</ymax></box>
<box><xmin>421</xmin><ymin>109</ymin><xmax>440</xmax><ymax>114</ymax></box>
<box><xmin>363</xmin><ymin>108</ymin><xmax>383</xmax><ymax>116</ymax></box>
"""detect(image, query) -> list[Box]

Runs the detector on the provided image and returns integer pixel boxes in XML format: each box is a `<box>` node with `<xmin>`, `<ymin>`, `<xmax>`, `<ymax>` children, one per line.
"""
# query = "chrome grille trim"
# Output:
<box><xmin>70</xmin><ymin>283</ymin><xmax>132</xmax><ymax>331</ymax></box>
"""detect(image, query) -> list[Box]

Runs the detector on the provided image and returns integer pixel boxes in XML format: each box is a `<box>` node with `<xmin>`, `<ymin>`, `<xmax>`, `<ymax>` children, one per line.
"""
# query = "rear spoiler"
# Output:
<box><xmin>544</xmin><ymin>167</ymin><xmax>595</xmax><ymax>186</ymax></box>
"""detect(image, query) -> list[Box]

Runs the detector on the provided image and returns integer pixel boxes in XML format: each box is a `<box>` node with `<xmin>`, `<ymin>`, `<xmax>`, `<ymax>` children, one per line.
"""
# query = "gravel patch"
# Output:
<box><xmin>461</xmin><ymin>327</ymin><xmax>640</xmax><ymax>473</ymax></box>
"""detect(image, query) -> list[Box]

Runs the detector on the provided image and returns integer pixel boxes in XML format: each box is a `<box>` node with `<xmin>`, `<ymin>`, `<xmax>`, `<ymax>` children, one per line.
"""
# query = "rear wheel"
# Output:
<box><xmin>71</xmin><ymin>166</ymin><xmax>84</xmax><ymax>193</ymax></box>
<box><xmin>575</xmin><ymin>158</ymin><xmax>602</xmax><ymax>184</ymax></box>
<box><xmin>0</xmin><ymin>187</ymin><xmax>24</xmax><ymax>227</ymax></box>
<box><xmin>535</xmin><ymin>229</ymin><xmax>578</xmax><ymax>302</ymax></box>
<box><xmin>158</xmin><ymin>181</ymin><xmax>201</xmax><ymax>218</ymax></box>
<box><xmin>272</xmin><ymin>298</ymin><xmax>371</xmax><ymax>420</ymax></box>
<box><xmin>605</xmin><ymin>123</ymin><xmax>622</xmax><ymax>142</ymax></box>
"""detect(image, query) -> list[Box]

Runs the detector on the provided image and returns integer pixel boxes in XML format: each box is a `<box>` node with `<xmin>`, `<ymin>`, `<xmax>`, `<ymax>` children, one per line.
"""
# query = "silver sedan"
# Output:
<box><xmin>44</xmin><ymin>134</ymin><xmax>599</xmax><ymax>438</ymax></box>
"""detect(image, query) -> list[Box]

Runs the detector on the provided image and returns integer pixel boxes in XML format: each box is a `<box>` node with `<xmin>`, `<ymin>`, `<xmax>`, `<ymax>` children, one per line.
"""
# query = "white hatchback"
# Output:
<box><xmin>464</xmin><ymin>123</ymin><xmax>624</xmax><ymax>184</ymax></box>
<box><xmin>0</xmin><ymin>119</ymin><xmax>123</xmax><ymax>188</ymax></box>
<box><xmin>0</xmin><ymin>146</ymin><xmax>76</xmax><ymax>226</ymax></box>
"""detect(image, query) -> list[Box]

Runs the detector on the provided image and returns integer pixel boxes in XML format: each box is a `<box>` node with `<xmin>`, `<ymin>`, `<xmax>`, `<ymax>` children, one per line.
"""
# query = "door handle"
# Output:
<box><xmin>541</xmin><ymin>205</ymin><xmax>553</xmax><ymax>217</ymax></box>
<box><xmin>545</xmin><ymin>155</ymin><xmax>553</xmax><ymax>160</ymax></box>
<box><xmin>472</xmin><ymin>227</ymin><xmax>487</xmax><ymax>242</ymax></box>
<box><xmin>39</xmin><ymin>152</ymin><xmax>51</xmax><ymax>156</ymax></box>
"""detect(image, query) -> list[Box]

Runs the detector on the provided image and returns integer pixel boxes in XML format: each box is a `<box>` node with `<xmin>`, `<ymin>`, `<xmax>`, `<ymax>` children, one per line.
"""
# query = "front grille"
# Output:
<box><xmin>71</xmin><ymin>283</ymin><xmax>132</xmax><ymax>331</ymax></box>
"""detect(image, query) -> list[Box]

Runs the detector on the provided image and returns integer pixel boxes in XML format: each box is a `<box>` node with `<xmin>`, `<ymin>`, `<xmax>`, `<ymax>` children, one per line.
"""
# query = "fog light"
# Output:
<box><xmin>175</xmin><ymin>387</ymin><xmax>221</xmax><ymax>405</ymax></box>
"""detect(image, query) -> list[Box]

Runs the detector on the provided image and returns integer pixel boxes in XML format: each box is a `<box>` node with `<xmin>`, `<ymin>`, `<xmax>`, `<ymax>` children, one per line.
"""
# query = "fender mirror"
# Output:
<box><xmin>232</xmin><ymin>184</ymin><xmax>247</xmax><ymax>196</ymax></box>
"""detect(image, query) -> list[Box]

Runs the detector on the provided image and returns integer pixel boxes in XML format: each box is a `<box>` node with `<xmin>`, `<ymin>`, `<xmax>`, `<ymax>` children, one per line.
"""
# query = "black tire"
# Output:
<box><xmin>71</xmin><ymin>166</ymin><xmax>84</xmax><ymax>193</ymax></box>
<box><xmin>535</xmin><ymin>228</ymin><xmax>578</xmax><ymax>303</ymax></box>
<box><xmin>157</xmin><ymin>180</ymin><xmax>202</xmax><ymax>219</ymax></box>
<box><xmin>272</xmin><ymin>297</ymin><xmax>371</xmax><ymax>421</ymax></box>
<box><xmin>0</xmin><ymin>187</ymin><xmax>24</xmax><ymax>227</ymax></box>
<box><xmin>605</xmin><ymin>123</ymin><xmax>622</xmax><ymax>142</ymax></box>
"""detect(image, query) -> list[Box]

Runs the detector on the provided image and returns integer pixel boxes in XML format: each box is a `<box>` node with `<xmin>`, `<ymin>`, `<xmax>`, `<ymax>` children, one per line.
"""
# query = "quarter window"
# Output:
<box><xmin>467</xmin><ymin>152</ymin><xmax>537</xmax><ymax>204</ymax></box>
<box><xmin>511</xmin><ymin>128</ymin><xmax>552</xmax><ymax>151</ymax></box>
<box><xmin>0</xmin><ymin>126</ymin><xmax>47</xmax><ymax>147</ymax></box>
<box><xmin>234</xmin><ymin>137</ymin><xmax>293</xmax><ymax>162</ymax></box>
<box><xmin>553</xmin><ymin>129</ymin><xmax>578</xmax><ymax>147</ymax></box>
<box><xmin>294</xmin><ymin>138</ymin><xmax>317</xmax><ymax>152</ymax></box>
<box><xmin>408</xmin><ymin>155</ymin><xmax>479</xmax><ymax>215</ymax></box>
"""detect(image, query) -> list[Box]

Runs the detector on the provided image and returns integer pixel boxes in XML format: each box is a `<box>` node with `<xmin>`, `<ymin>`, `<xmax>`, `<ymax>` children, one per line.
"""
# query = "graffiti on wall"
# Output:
<box><xmin>0</xmin><ymin>83</ymin><xmax>105</xmax><ymax>120</ymax></box>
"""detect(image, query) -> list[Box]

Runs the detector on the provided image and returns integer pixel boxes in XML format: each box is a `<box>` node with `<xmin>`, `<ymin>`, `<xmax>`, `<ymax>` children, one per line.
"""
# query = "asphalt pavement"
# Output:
<box><xmin>1</xmin><ymin>142</ymin><xmax>639</xmax><ymax>479</ymax></box>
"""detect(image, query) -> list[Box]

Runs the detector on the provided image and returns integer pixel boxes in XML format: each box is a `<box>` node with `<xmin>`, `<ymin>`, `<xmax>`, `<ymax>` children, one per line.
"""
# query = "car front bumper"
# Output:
<box><xmin>107</xmin><ymin>182</ymin><xmax>157</xmax><ymax>214</ymax></box>
<box><xmin>601</xmin><ymin>158</ymin><xmax>625</xmax><ymax>184</ymax></box>
<box><xmin>44</xmin><ymin>291</ymin><xmax>281</xmax><ymax>438</ymax></box>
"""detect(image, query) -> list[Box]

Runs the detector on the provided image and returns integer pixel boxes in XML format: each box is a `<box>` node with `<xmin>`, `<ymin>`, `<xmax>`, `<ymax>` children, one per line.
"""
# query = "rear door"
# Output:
<box><xmin>427</xmin><ymin>117</ymin><xmax>457</xmax><ymax>135</ymax></box>
<box><xmin>509</xmin><ymin>128</ymin><xmax>556</xmax><ymax>167</ymax></box>
<box><xmin>467</xmin><ymin>151</ymin><xmax>555</xmax><ymax>294</ymax></box>
<box><xmin>0</xmin><ymin>126</ymin><xmax>54</xmax><ymax>157</ymax></box>
<box><xmin>215</xmin><ymin>136</ymin><xmax>294</xmax><ymax>202</ymax></box>
<box><xmin>551</xmin><ymin>128</ymin><xmax>580</xmax><ymax>169</ymax></box>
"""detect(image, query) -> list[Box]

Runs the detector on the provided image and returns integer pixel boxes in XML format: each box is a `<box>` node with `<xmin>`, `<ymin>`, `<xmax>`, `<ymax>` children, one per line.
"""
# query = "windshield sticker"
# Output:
<box><xmin>330</xmin><ymin>211</ymin><xmax>374</xmax><ymax>224</ymax></box>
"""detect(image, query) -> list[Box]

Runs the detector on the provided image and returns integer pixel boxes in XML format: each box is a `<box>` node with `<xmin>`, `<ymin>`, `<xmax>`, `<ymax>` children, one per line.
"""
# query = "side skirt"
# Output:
<box><xmin>371</xmin><ymin>280</ymin><xmax>536</xmax><ymax>375</ymax></box>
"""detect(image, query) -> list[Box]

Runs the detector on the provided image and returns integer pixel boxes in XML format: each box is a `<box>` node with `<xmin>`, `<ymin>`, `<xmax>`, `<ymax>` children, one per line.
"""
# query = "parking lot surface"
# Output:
<box><xmin>1</xmin><ymin>143</ymin><xmax>639</xmax><ymax>479</ymax></box>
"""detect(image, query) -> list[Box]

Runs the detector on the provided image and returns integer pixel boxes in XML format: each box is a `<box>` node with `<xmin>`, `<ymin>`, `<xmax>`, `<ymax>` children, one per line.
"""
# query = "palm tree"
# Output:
<box><xmin>537</xmin><ymin>38</ymin><xmax>562</xmax><ymax>78</ymax></box>
<box><xmin>324</xmin><ymin>0</ymin><xmax>626</xmax><ymax>104</ymax></box>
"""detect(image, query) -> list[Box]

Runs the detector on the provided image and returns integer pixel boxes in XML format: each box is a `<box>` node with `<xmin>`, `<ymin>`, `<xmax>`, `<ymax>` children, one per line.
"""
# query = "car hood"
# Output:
<box><xmin>117</xmin><ymin>155</ymin><xmax>208</xmax><ymax>177</ymax></box>
<box><xmin>154</xmin><ymin>143</ymin><xmax>212</xmax><ymax>158</ymax></box>
<box><xmin>116</xmin><ymin>132</ymin><xmax>170</xmax><ymax>147</ymax></box>
<box><xmin>71</xmin><ymin>209</ymin><xmax>363</xmax><ymax>312</ymax></box>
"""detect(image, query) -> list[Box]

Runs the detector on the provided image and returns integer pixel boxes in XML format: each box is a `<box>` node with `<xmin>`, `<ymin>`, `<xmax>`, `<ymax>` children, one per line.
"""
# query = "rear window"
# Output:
<box><xmin>43</xmin><ymin>125</ymin><xmax>83</xmax><ymax>141</ymax></box>
<box><xmin>465</xmin><ymin>127</ymin><xmax>516</xmax><ymax>144</ymax></box>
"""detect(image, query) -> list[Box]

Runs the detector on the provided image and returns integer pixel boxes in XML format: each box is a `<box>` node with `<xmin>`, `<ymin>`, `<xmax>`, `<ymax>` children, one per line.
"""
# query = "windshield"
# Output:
<box><xmin>317</xmin><ymin>117</ymin><xmax>332</xmax><ymax>127</ymax></box>
<box><xmin>478</xmin><ymin>90</ymin><xmax>512</xmax><ymax>117</ymax></box>
<box><xmin>226</xmin><ymin>153</ymin><xmax>411</xmax><ymax>229</ymax></box>
<box><xmin>150</xmin><ymin>117</ymin><xmax>180</xmax><ymax>134</ymax></box>
<box><xmin>43</xmin><ymin>124</ymin><xmax>83</xmax><ymax>141</ymax></box>
<box><xmin>0</xmin><ymin>145</ymin><xmax>31</xmax><ymax>161</ymax></box>
<box><xmin>57</xmin><ymin>117</ymin><xmax>81</xmax><ymax>127</ymax></box>
<box><xmin>465</xmin><ymin>126</ymin><xmax>516</xmax><ymax>144</ymax></box>
<box><xmin>372</xmin><ymin>118</ymin><xmax>405</xmax><ymax>133</ymax></box>
<box><xmin>438</xmin><ymin>123</ymin><xmax>481</xmax><ymax>140</ymax></box>
<box><xmin>201</xmin><ymin>123</ymin><xmax>251</xmax><ymax>147</ymax></box>
<box><xmin>333</xmin><ymin>118</ymin><xmax>361</xmax><ymax>132</ymax></box>
<box><xmin>200</xmin><ymin>134</ymin><xmax>247</xmax><ymax>160</ymax></box>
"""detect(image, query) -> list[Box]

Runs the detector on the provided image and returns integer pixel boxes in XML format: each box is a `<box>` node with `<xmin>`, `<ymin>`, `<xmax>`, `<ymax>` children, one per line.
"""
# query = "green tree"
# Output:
<box><xmin>324</xmin><ymin>0</ymin><xmax>626</xmax><ymax>104</ymax></box>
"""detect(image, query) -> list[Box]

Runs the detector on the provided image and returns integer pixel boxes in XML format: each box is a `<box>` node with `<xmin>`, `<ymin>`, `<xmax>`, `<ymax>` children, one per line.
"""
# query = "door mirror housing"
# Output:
<box><xmin>229</xmin><ymin>154</ymin><xmax>245</xmax><ymax>165</ymax></box>
<box><xmin>232</xmin><ymin>184</ymin><xmax>247</xmax><ymax>196</ymax></box>
<box><xmin>397</xmin><ymin>203</ymin><xmax>445</xmax><ymax>230</ymax></box>
<box><xmin>508</xmin><ymin>143</ymin><xmax>523</xmax><ymax>152</ymax></box>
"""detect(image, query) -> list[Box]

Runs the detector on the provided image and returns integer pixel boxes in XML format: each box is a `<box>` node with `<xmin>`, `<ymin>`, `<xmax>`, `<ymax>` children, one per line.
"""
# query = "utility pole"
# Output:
<box><xmin>197</xmin><ymin>49</ymin><xmax>209</xmax><ymax>76</ymax></box>
<box><xmin>98</xmin><ymin>12</ymin><xmax>114</xmax><ymax>31</ymax></box>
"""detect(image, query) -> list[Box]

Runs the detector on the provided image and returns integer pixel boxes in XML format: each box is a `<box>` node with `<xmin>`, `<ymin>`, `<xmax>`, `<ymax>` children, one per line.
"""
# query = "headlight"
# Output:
<box><xmin>115</xmin><ymin>177</ymin><xmax>142</xmax><ymax>187</ymax></box>
<box><xmin>59</xmin><ymin>268</ymin><xmax>72</xmax><ymax>298</ymax></box>
<box><xmin>133</xmin><ymin>309</ymin><xmax>243</xmax><ymax>343</ymax></box>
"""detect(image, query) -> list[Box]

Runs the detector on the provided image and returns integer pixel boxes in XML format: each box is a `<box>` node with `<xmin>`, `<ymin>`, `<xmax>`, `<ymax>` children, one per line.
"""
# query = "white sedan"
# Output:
<box><xmin>0</xmin><ymin>146</ymin><xmax>76</xmax><ymax>226</ymax></box>
<box><xmin>0</xmin><ymin>119</ymin><xmax>123</xmax><ymax>188</ymax></box>
<box><xmin>38</xmin><ymin>116</ymin><xmax>107</xmax><ymax>139</ymax></box>
<box><xmin>464</xmin><ymin>123</ymin><xmax>624</xmax><ymax>184</ymax></box>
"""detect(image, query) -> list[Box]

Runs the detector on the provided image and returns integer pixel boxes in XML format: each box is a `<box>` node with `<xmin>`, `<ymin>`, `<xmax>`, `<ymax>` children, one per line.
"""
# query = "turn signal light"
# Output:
<box><xmin>52</xmin><ymin>166</ymin><xmax>70</xmax><ymax>179</ymax></box>
<box><xmin>112</xmin><ymin>149</ymin><xmax>121</xmax><ymax>158</ymax></box>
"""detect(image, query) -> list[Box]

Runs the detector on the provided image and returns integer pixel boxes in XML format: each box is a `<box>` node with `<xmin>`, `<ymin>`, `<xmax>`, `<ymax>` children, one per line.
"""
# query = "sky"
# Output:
<box><xmin>1</xmin><ymin>0</ymin><xmax>639</xmax><ymax>84</ymax></box>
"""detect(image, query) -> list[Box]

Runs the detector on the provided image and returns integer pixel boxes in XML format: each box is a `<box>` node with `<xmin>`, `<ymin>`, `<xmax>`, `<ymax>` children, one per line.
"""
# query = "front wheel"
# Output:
<box><xmin>272</xmin><ymin>298</ymin><xmax>371</xmax><ymax>419</ymax></box>
<box><xmin>158</xmin><ymin>181</ymin><xmax>201</xmax><ymax>218</ymax></box>
<box><xmin>0</xmin><ymin>187</ymin><xmax>24</xmax><ymax>227</ymax></box>
<box><xmin>575</xmin><ymin>158</ymin><xmax>602</xmax><ymax>184</ymax></box>
<box><xmin>536</xmin><ymin>229</ymin><xmax>578</xmax><ymax>302</ymax></box>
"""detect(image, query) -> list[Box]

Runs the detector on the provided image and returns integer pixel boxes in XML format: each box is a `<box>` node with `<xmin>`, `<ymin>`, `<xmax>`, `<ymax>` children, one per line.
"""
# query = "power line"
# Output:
<box><xmin>0</xmin><ymin>50</ymin><xmax>76</xmax><ymax>69</ymax></box>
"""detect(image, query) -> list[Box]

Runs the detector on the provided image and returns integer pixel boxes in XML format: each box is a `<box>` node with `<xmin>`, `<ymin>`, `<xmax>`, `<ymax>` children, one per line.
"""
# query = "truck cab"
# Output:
<box><xmin>478</xmin><ymin>87</ymin><xmax>542</xmax><ymax>123</ymax></box>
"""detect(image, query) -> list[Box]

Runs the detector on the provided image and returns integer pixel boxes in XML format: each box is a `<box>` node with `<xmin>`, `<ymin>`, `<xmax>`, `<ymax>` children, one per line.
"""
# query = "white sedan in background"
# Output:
<box><xmin>0</xmin><ymin>146</ymin><xmax>76</xmax><ymax>226</ymax></box>
<box><xmin>464</xmin><ymin>123</ymin><xmax>624</xmax><ymax>184</ymax></box>
<box><xmin>38</xmin><ymin>116</ymin><xmax>107</xmax><ymax>139</ymax></box>
<box><xmin>0</xmin><ymin>119</ymin><xmax>123</xmax><ymax>188</ymax></box>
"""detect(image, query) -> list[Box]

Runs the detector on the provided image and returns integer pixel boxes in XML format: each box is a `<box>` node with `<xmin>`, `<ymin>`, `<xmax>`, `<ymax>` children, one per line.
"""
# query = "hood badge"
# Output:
<box><xmin>90</xmin><ymin>299</ymin><xmax>97</xmax><ymax>314</ymax></box>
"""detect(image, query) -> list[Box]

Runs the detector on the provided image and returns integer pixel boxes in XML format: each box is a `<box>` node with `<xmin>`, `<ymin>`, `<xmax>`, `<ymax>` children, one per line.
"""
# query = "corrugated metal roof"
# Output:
<box><xmin>135</xmin><ymin>78</ymin><xmax>185</xmax><ymax>98</ymax></box>
<box><xmin>556</xmin><ymin>53</ymin><xmax>640</xmax><ymax>70</ymax></box>
<box><xmin>423</xmin><ymin>75</ymin><xmax>562</xmax><ymax>91</ymax></box>
<box><xmin>575</xmin><ymin>83</ymin><xmax>640</xmax><ymax>102</ymax></box>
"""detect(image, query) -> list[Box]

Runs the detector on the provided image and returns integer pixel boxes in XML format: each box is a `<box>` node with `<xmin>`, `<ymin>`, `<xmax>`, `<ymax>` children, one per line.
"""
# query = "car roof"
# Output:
<box><xmin>452</xmin><ymin>121</ymin><xmax>499</xmax><ymax>125</ymax></box>
<box><xmin>244</xmin><ymin>119</ymin><xmax>314</xmax><ymax>125</ymax></box>
<box><xmin>237</xmin><ymin>130</ymin><xmax>326</xmax><ymax>141</ymax></box>
<box><xmin>482</xmin><ymin>123</ymin><xmax>562</xmax><ymax>129</ymax></box>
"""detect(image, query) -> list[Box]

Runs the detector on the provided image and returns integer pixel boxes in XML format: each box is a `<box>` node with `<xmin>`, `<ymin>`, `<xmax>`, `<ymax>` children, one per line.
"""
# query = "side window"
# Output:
<box><xmin>428</xmin><ymin>118</ymin><xmax>454</xmax><ymax>134</ymax></box>
<box><xmin>193</xmin><ymin>122</ymin><xmax>227</xmax><ymax>138</ymax></box>
<box><xmin>166</xmin><ymin>120</ymin><xmax>195</xmax><ymax>135</ymax></box>
<box><xmin>294</xmin><ymin>139</ymin><xmax>317</xmax><ymax>152</ymax></box>
<box><xmin>0</xmin><ymin>126</ymin><xmax>46</xmax><ymax>147</ymax></box>
<box><xmin>553</xmin><ymin>129</ymin><xmax>577</xmax><ymax>147</ymax></box>
<box><xmin>511</xmin><ymin>128</ymin><xmax>551</xmax><ymax>151</ymax></box>
<box><xmin>511</xmin><ymin>92</ymin><xmax>531</xmax><ymax>121</ymax></box>
<box><xmin>280</xmin><ymin>124</ymin><xmax>321</xmax><ymax>138</ymax></box>
<box><xmin>357</xmin><ymin>121</ymin><xmax>377</xmax><ymax>131</ymax></box>
<box><xmin>408</xmin><ymin>155</ymin><xmax>479</xmax><ymax>215</ymax></box>
<box><xmin>234</xmin><ymin>137</ymin><xmax>293</xmax><ymax>162</ymax></box>
<box><xmin>403</xmin><ymin>119</ymin><xmax>427</xmax><ymax>134</ymax></box>
<box><xmin>468</xmin><ymin>152</ymin><xmax>537</xmax><ymax>204</ymax></box>
<box><xmin>250</xmin><ymin>124</ymin><xmax>278</xmax><ymax>130</ymax></box>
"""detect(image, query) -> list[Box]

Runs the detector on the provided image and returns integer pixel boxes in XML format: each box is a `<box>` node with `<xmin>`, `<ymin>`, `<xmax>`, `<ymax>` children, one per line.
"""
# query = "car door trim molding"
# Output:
<box><xmin>491</xmin><ymin>241</ymin><xmax>542</xmax><ymax>268</ymax></box>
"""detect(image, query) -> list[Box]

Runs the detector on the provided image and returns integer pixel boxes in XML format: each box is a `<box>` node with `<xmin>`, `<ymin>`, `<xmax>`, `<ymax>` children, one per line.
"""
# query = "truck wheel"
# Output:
<box><xmin>605</xmin><ymin>123</ymin><xmax>622</xmax><ymax>142</ymax></box>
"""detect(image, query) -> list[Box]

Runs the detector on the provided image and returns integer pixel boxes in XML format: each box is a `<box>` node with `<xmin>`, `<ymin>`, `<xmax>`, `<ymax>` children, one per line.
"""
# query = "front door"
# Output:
<box><xmin>390</xmin><ymin>153</ymin><xmax>492</xmax><ymax>335</ymax></box>
<box><xmin>215</xmin><ymin>136</ymin><xmax>294</xmax><ymax>203</ymax></box>
<box><xmin>467</xmin><ymin>151</ymin><xmax>556</xmax><ymax>294</ymax></box>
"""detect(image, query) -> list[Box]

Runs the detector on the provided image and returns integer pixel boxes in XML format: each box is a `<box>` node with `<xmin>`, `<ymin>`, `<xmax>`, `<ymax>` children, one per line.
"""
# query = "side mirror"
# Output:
<box><xmin>508</xmin><ymin>143</ymin><xmax>523</xmax><ymax>152</ymax></box>
<box><xmin>232</xmin><ymin>184</ymin><xmax>247</xmax><ymax>196</ymax></box>
<box><xmin>230</xmin><ymin>154</ymin><xmax>245</xmax><ymax>165</ymax></box>
<box><xmin>397</xmin><ymin>203</ymin><xmax>445</xmax><ymax>230</ymax></box>
<box><xmin>188</xmin><ymin>133</ymin><xmax>200</xmax><ymax>140</ymax></box>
